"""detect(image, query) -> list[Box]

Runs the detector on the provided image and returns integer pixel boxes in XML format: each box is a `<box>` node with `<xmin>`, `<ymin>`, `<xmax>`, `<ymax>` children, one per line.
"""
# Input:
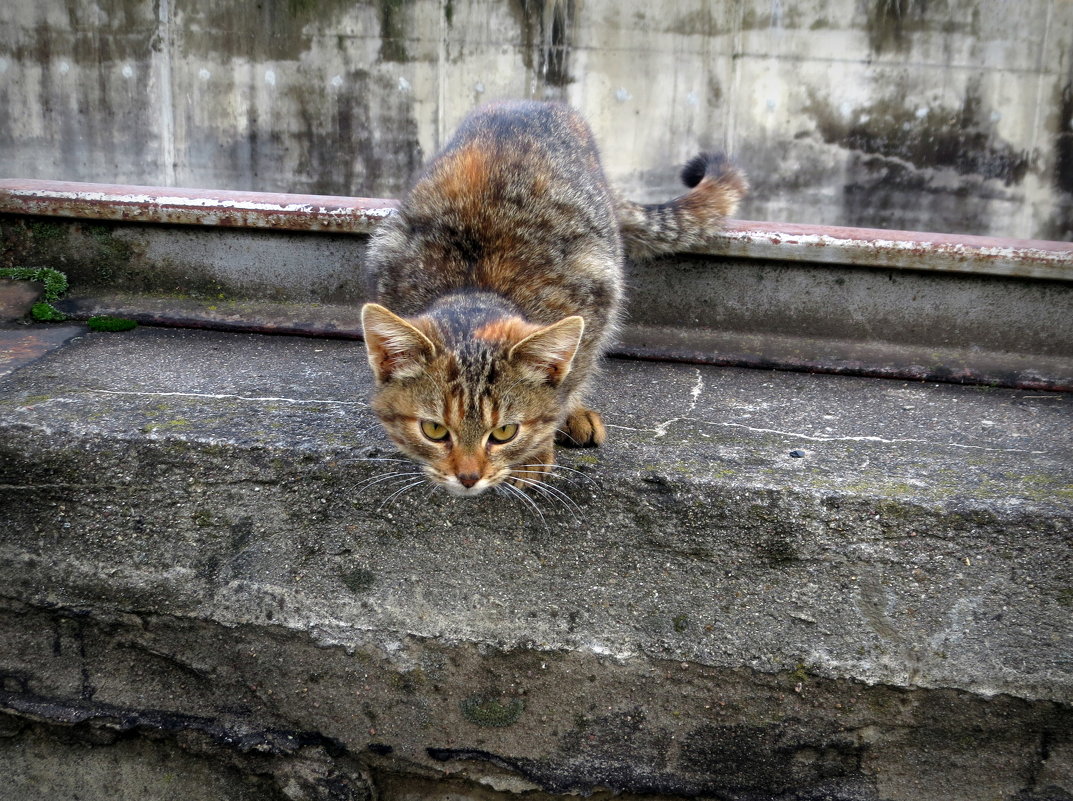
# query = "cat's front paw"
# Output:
<box><xmin>555</xmin><ymin>407</ymin><xmax>606</xmax><ymax>448</ymax></box>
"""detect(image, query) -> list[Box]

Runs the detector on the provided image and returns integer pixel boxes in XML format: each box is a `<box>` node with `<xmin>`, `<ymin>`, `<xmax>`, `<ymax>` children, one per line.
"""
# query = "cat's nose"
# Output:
<box><xmin>457</xmin><ymin>472</ymin><xmax>480</xmax><ymax>488</ymax></box>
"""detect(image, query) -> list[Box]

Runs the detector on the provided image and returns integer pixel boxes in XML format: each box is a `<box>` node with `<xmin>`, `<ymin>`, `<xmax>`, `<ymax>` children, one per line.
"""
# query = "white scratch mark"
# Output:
<box><xmin>89</xmin><ymin>389</ymin><xmax>365</xmax><ymax>407</ymax></box>
<box><xmin>608</xmin><ymin>416</ymin><xmax>1046</xmax><ymax>455</ymax></box>
<box><xmin>689</xmin><ymin>369</ymin><xmax>704</xmax><ymax>409</ymax></box>
<box><xmin>648</xmin><ymin>370</ymin><xmax>704</xmax><ymax>439</ymax></box>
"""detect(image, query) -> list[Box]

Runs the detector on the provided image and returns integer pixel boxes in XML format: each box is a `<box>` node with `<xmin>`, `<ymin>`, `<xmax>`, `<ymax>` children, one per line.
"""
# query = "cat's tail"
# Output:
<box><xmin>615</xmin><ymin>153</ymin><xmax>747</xmax><ymax>259</ymax></box>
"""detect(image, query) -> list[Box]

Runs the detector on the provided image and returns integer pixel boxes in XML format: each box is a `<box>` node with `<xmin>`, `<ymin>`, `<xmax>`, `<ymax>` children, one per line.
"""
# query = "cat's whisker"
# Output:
<box><xmin>509</xmin><ymin>470</ymin><xmax>576</xmax><ymax>488</ymax></box>
<box><xmin>337</xmin><ymin>456</ymin><xmax>416</xmax><ymax>464</ymax></box>
<box><xmin>376</xmin><ymin>478</ymin><xmax>428</xmax><ymax>512</ymax></box>
<box><xmin>500</xmin><ymin>481</ymin><xmax>547</xmax><ymax>528</ymax></box>
<box><xmin>509</xmin><ymin>475</ymin><xmax>581</xmax><ymax>518</ymax></box>
<box><xmin>511</xmin><ymin>467</ymin><xmax>580</xmax><ymax>487</ymax></box>
<box><xmin>518</xmin><ymin>463</ymin><xmax>599</xmax><ymax>486</ymax></box>
<box><xmin>354</xmin><ymin>470</ymin><xmax>425</xmax><ymax>495</ymax></box>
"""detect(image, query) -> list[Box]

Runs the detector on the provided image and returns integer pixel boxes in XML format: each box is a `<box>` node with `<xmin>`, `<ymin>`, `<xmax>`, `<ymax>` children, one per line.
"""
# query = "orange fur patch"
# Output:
<box><xmin>472</xmin><ymin>316</ymin><xmax>542</xmax><ymax>345</ymax></box>
<box><xmin>437</xmin><ymin>143</ymin><xmax>491</xmax><ymax>203</ymax></box>
<box><xmin>448</xmin><ymin>449</ymin><xmax>486</xmax><ymax>478</ymax></box>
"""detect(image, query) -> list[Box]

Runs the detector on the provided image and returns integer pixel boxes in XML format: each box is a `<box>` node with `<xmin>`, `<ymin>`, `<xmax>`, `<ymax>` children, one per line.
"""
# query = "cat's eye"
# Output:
<box><xmin>420</xmin><ymin>420</ymin><xmax>450</xmax><ymax>442</ymax></box>
<box><xmin>488</xmin><ymin>423</ymin><xmax>519</xmax><ymax>444</ymax></box>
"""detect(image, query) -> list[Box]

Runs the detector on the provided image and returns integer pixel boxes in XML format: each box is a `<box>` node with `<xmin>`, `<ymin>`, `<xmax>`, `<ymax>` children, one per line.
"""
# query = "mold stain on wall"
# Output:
<box><xmin>803</xmin><ymin>83</ymin><xmax>1036</xmax><ymax>233</ymax></box>
<box><xmin>1047</xmin><ymin>80</ymin><xmax>1073</xmax><ymax>240</ymax></box>
<box><xmin>807</xmin><ymin>85</ymin><xmax>1033</xmax><ymax>186</ymax></box>
<box><xmin>511</xmin><ymin>0</ymin><xmax>574</xmax><ymax>91</ymax></box>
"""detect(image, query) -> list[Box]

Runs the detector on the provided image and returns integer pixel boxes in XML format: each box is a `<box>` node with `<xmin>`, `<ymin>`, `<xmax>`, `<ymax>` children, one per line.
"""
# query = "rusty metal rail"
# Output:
<box><xmin>1</xmin><ymin>179</ymin><xmax>1071</xmax><ymax>390</ymax></box>
<box><xmin>2</xmin><ymin>179</ymin><xmax>1072</xmax><ymax>281</ymax></box>
<box><xmin>0</xmin><ymin>180</ymin><xmax>398</xmax><ymax>233</ymax></box>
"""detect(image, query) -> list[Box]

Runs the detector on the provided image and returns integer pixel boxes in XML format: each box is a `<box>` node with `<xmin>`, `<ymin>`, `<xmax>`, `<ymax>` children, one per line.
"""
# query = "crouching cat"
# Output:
<box><xmin>361</xmin><ymin>100</ymin><xmax>745</xmax><ymax>497</ymax></box>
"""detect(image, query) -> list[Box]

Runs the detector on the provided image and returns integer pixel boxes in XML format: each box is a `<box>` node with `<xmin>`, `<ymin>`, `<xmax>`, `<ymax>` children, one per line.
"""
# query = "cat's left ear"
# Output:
<box><xmin>508</xmin><ymin>316</ymin><xmax>584</xmax><ymax>387</ymax></box>
<box><xmin>361</xmin><ymin>303</ymin><xmax>437</xmax><ymax>383</ymax></box>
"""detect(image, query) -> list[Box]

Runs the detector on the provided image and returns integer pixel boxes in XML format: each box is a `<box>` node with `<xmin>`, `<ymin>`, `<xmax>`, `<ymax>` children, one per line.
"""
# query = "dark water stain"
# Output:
<box><xmin>186</xmin><ymin>67</ymin><xmax>421</xmax><ymax>197</ymax></box>
<box><xmin>678</xmin><ymin>723</ymin><xmax>863</xmax><ymax>791</ymax></box>
<box><xmin>287</xmin><ymin>71</ymin><xmax>422</xmax><ymax>197</ymax></box>
<box><xmin>511</xmin><ymin>0</ymin><xmax>574</xmax><ymax>89</ymax></box>
<box><xmin>1055</xmin><ymin>82</ymin><xmax>1073</xmax><ymax>194</ymax></box>
<box><xmin>181</xmin><ymin>0</ymin><xmax>357</xmax><ymax>62</ymax></box>
<box><xmin>865</xmin><ymin>0</ymin><xmax>925</xmax><ymax>54</ymax></box>
<box><xmin>1043</xmin><ymin>80</ymin><xmax>1073</xmax><ymax>240</ymax></box>
<box><xmin>865</xmin><ymin>0</ymin><xmax>980</xmax><ymax>55</ymax></box>
<box><xmin>808</xmin><ymin>85</ymin><xmax>1032</xmax><ymax>185</ymax></box>
<box><xmin>377</xmin><ymin>0</ymin><xmax>409</xmax><ymax>63</ymax></box>
<box><xmin>804</xmin><ymin>83</ymin><xmax>1035</xmax><ymax>233</ymax></box>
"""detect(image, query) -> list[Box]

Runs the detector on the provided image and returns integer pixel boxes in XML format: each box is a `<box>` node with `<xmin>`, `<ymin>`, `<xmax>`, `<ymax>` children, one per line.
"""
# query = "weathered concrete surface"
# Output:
<box><xmin>2</xmin><ymin>0</ymin><xmax>1072</xmax><ymax>240</ymax></box>
<box><xmin>0</xmin><ymin>325</ymin><xmax>1071</xmax><ymax>800</ymax></box>
<box><xmin>3</xmin><ymin>213</ymin><xmax>1073</xmax><ymax>389</ymax></box>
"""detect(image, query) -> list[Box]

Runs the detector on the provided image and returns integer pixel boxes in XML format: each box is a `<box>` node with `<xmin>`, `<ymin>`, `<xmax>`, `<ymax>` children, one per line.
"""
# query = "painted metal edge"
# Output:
<box><xmin>0</xmin><ymin>179</ymin><xmax>399</xmax><ymax>234</ymax></box>
<box><xmin>712</xmin><ymin>220</ymin><xmax>1073</xmax><ymax>281</ymax></box>
<box><xmin>2</xmin><ymin>179</ymin><xmax>1072</xmax><ymax>280</ymax></box>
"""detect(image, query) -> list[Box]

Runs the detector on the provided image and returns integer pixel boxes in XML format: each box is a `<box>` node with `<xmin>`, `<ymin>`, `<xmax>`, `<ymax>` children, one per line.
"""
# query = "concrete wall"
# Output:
<box><xmin>2</xmin><ymin>0</ymin><xmax>1072</xmax><ymax>240</ymax></box>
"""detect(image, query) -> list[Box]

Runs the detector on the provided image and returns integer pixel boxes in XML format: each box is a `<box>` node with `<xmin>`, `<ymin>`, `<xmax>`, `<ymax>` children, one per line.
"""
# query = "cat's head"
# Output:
<box><xmin>360</xmin><ymin>302</ymin><xmax>583</xmax><ymax>496</ymax></box>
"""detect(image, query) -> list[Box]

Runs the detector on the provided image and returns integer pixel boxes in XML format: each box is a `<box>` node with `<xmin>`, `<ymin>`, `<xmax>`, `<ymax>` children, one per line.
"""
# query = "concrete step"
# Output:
<box><xmin>1</xmin><ymin>324</ymin><xmax>1071</xmax><ymax>800</ymax></box>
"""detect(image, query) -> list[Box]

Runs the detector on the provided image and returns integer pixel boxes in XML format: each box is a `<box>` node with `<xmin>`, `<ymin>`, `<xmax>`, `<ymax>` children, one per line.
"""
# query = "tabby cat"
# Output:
<box><xmin>361</xmin><ymin>100</ymin><xmax>746</xmax><ymax>497</ymax></box>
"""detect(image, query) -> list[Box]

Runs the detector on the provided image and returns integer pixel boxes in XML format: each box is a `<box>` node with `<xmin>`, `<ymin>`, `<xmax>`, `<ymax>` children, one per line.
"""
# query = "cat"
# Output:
<box><xmin>361</xmin><ymin>100</ymin><xmax>746</xmax><ymax>497</ymax></box>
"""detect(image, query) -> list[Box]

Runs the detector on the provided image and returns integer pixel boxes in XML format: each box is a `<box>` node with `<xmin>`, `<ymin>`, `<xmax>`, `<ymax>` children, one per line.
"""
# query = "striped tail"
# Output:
<box><xmin>615</xmin><ymin>152</ymin><xmax>748</xmax><ymax>259</ymax></box>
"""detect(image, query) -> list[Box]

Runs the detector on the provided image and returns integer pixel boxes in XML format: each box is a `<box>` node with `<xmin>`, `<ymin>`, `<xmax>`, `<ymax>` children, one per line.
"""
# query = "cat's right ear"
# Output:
<box><xmin>508</xmin><ymin>315</ymin><xmax>584</xmax><ymax>387</ymax></box>
<box><xmin>361</xmin><ymin>303</ymin><xmax>437</xmax><ymax>383</ymax></box>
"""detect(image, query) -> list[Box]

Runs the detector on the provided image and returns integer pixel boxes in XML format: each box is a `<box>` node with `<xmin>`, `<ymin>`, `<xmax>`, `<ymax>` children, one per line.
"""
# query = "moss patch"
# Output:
<box><xmin>87</xmin><ymin>315</ymin><xmax>138</xmax><ymax>332</ymax></box>
<box><xmin>0</xmin><ymin>267</ymin><xmax>69</xmax><ymax>321</ymax></box>
<box><xmin>460</xmin><ymin>694</ymin><xmax>524</xmax><ymax>728</ymax></box>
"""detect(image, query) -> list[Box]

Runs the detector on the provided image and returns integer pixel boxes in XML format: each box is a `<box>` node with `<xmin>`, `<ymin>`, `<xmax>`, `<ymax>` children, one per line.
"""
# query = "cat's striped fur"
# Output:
<box><xmin>362</xmin><ymin>100</ymin><xmax>745</xmax><ymax>496</ymax></box>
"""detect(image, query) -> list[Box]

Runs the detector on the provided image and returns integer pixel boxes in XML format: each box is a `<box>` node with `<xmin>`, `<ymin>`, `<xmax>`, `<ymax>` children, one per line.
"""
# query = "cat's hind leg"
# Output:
<box><xmin>555</xmin><ymin>407</ymin><xmax>606</xmax><ymax>447</ymax></box>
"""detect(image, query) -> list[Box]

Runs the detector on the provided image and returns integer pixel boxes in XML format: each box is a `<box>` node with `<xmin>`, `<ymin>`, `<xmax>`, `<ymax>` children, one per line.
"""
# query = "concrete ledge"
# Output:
<box><xmin>1</xmin><ymin>326</ymin><xmax>1071</xmax><ymax>799</ymax></box>
<box><xmin>3</xmin><ymin>179</ymin><xmax>1072</xmax><ymax>280</ymax></box>
<box><xmin>2</xmin><ymin>208</ymin><xmax>1072</xmax><ymax>389</ymax></box>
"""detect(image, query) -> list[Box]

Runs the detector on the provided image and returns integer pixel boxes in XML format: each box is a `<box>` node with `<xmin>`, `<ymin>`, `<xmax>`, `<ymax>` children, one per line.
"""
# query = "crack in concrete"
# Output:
<box><xmin>650</xmin><ymin>368</ymin><xmax>704</xmax><ymax>438</ymax></box>
<box><xmin>609</xmin><ymin>416</ymin><xmax>1047</xmax><ymax>455</ymax></box>
<box><xmin>88</xmin><ymin>389</ymin><xmax>366</xmax><ymax>407</ymax></box>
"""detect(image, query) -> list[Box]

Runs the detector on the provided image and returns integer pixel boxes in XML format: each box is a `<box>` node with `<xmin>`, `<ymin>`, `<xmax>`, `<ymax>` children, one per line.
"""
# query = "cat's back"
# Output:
<box><xmin>367</xmin><ymin>101</ymin><xmax>622</xmax><ymax>324</ymax></box>
<box><xmin>416</xmin><ymin>100</ymin><xmax>613</xmax><ymax>225</ymax></box>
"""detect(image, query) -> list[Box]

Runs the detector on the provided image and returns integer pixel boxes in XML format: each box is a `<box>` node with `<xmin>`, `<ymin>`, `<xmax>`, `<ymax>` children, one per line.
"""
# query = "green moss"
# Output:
<box><xmin>1</xmin><ymin>266</ymin><xmax>69</xmax><ymax>321</ymax></box>
<box><xmin>87</xmin><ymin>315</ymin><xmax>138</xmax><ymax>332</ymax></box>
<box><xmin>30</xmin><ymin>301</ymin><xmax>67</xmax><ymax>322</ymax></box>
<box><xmin>192</xmin><ymin>509</ymin><xmax>215</xmax><ymax>527</ymax></box>
<box><xmin>790</xmin><ymin>661</ymin><xmax>810</xmax><ymax>683</ymax></box>
<box><xmin>460</xmin><ymin>694</ymin><xmax>524</xmax><ymax>728</ymax></box>
<box><xmin>28</xmin><ymin>221</ymin><xmax>66</xmax><ymax>242</ymax></box>
<box><xmin>672</xmin><ymin>613</ymin><xmax>689</xmax><ymax>633</ymax></box>
<box><xmin>390</xmin><ymin>668</ymin><xmax>426</xmax><ymax>695</ymax></box>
